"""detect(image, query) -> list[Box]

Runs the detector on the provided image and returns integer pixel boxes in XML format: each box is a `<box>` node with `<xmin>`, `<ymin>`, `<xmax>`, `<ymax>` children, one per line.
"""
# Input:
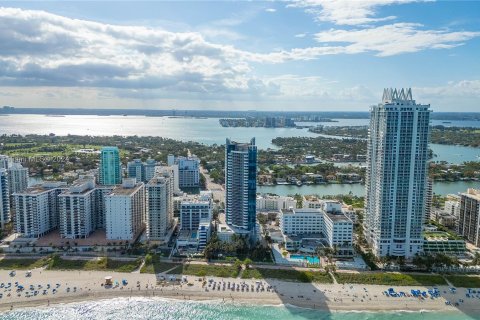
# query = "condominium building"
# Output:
<box><xmin>0</xmin><ymin>155</ymin><xmax>9</xmax><ymax>169</ymax></box>
<box><xmin>145</xmin><ymin>174</ymin><xmax>174</xmax><ymax>241</ymax></box>
<box><xmin>155</xmin><ymin>165</ymin><xmax>181</xmax><ymax>194</ymax></box>
<box><xmin>93</xmin><ymin>185</ymin><xmax>114</xmax><ymax>229</ymax></box>
<box><xmin>279</xmin><ymin>208</ymin><xmax>324</xmax><ymax>235</ymax></box>
<box><xmin>168</xmin><ymin>155</ymin><xmax>200</xmax><ymax>188</ymax></box>
<box><xmin>180</xmin><ymin>191</ymin><xmax>212</xmax><ymax>230</ymax></box>
<box><xmin>364</xmin><ymin>88</ymin><xmax>430</xmax><ymax>258</ymax></box>
<box><xmin>256</xmin><ymin>194</ymin><xmax>297</xmax><ymax>211</ymax></box>
<box><xmin>58</xmin><ymin>178</ymin><xmax>96</xmax><ymax>239</ymax></box>
<box><xmin>8</xmin><ymin>162</ymin><xmax>28</xmax><ymax>194</ymax></box>
<box><xmin>105</xmin><ymin>178</ymin><xmax>145</xmax><ymax>241</ymax></box>
<box><xmin>127</xmin><ymin>159</ymin><xmax>144</xmax><ymax>183</ymax></box>
<box><xmin>279</xmin><ymin>204</ymin><xmax>353</xmax><ymax>254</ymax></box>
<box><xmin>323</xmin><ymin>212</ymin><xmax>353</xmax><ymax>248</ymax></box>
<box><xmin>225</xmin><ymin>138</ymin><xmax>257</xmax><ymax>239</ymax></box>
<box><xmin>99</xmin><ymin>147</ymin><xmax>121</xmax><ymax>185</ymax></box>
<box><xmin>458</xmin><ymin>189</ymin><xmax>480</xmax><ymax>247</ymax></box>
<box><xmin>127</xmin><ymin>158</ymin><xmax>157</xmax><ymax>183</ymax></box>
<box><xmin>13</xmin><ymin>182</ymin><xmax>67</xmax><ymax>238</ymax></box>
<box><xmin>445</xmin><ymin>200</ymin><xmax>461</xmax><ymax>218</ymax></box>
<box><xmin>0</xmin><ymin>169</ymin><xmax>10</xmax><ymax>229</ymax></box>
<box><xmin>144</xmin><ymin>159</ymin><xmax>156</xmax><ymax>182</ymax></box>
<box><xmin>425</xmin><ymin>179</ymin><xmax>433</xmax><ymax>223</ymax></box>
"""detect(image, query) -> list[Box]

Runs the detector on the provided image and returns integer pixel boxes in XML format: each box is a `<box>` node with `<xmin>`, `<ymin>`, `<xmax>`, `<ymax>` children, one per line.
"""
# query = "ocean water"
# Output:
<box><xmin>0</xmin><ymin>298</ymin><xmax>478</xmax><ymax>320</ymax></box>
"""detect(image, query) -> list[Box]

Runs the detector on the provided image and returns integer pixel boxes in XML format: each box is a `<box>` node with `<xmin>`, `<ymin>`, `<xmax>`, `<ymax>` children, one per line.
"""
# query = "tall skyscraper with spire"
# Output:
<box><xmin>99</xmin><ymin>147</ymin><xmax>122</xmax><ymax>185</ymax></box>
<box><xmin>225</xmin><ymin>138</ymin><xmax>257</xmax><ymax>240</ymax></box>
<box><xmin>364</xmin><ymin>88</ymin><xmax>431</xmax><ymax>258</ymax></box>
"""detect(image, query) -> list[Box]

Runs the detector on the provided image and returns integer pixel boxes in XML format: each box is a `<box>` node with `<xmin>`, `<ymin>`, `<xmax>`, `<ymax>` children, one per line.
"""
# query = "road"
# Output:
<box><xmin>201</xmin><ymin>166</ymin><xmax>225</xmax><ymax>203</ymax></box>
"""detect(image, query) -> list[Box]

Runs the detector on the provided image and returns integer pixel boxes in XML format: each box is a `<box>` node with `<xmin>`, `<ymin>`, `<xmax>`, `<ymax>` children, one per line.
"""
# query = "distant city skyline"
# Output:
<box><xmin>0</xmin><ymin>1</ymin><xmax>479</xmax><ymax>111</ymax></box>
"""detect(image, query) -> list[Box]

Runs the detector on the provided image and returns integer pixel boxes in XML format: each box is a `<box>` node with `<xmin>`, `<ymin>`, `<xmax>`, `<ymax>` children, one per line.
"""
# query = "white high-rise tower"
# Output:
<box><xmin>364</xmin><ymin>88</ymin><xmax>430</xmax><ymax>258</ymax></box>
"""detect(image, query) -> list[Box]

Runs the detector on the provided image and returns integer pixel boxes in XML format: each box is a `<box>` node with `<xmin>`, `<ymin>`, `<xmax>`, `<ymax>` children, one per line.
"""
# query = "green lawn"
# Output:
<box><xmin>140</xmin><ymin>256</ymin><xmax>180</xmax><ymax>274</ymax></box>
<box><xmin>445</xmin><ymin>275</ymin><xmax>480</xmax><ymax>288</ymax></box>
<box><xmin>166</xmin><ymin>263</ymin><xmax>240</xmax><ymax>278</ymax></box>
<box><xmin>334</xmin><ymin>272</ymin><xmax>447</xmax><ymax>286</ymax></box>
<box><xmin>47</xmin><ymin>256</ymin><xmax>142</xmax><ymax>272</ymax></box>
<box><xmin>0</xmin><ymin>257</ymin><xmax>50</xmax><ymax>270</ymax></box>
<box><xmin>242</xmin><ymin>267</ymin><xmax>332</xmax><ymax>283</ymax></box>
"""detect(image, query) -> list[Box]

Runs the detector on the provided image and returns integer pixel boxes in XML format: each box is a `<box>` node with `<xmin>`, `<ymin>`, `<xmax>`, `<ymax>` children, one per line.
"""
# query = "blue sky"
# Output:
<box><xmin>0</xmin><ymin>0</ymin><xmax>479</xmax><ymax>111</ymax></box>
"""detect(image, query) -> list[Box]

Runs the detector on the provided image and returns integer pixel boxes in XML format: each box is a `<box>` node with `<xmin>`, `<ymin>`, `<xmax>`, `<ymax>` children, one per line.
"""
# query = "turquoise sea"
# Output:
<box><xmin>0</xmin><ymin>298</ymin><xmax>479</xmax><ymax>320</ymax></box>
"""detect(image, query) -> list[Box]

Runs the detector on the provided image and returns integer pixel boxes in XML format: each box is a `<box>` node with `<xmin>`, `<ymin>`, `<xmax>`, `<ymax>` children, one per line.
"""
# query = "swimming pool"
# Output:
<box><xmin>289</xmin><ymin>255</ymin><xmax>320</xmax><ymax>264</ymax></box>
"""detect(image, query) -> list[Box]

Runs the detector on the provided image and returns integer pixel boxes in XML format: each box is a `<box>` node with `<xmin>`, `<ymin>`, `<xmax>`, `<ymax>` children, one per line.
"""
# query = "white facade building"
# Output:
<box><xmin>256</xmin><ymin>195</ymin><xmax>297</xmax><ymax>211</ymax></box>
<box><xmin>323</xmin><ymin>213</ymin><xmax>353</xmax><ymax>247</ymax></box>
<box><xmin>155</xmin><ymin>165</ymin><xmax>181</xmax><ymax>195</ymax></box>
<box><xmin>105</xmin><ymin>179</ymin><xmax>145</xmax><ymax>241</ymax></box>
<box><xmin>8</xmin><ymin>162</ymin><xmax>28</xmax><ymax>195</ymax></box>
<box><xmin>279</xmin><ymin>209</ymin><xmax>324</xmax><ymax>235</ymax></box>
<box><xmin>445</xmin><ymin>200</ymin><xmax>461</xmax><ymax>218</ymax></box>
<box><xmin>0</xmin><ymin>169</ymin><xmax>10</xmax><ymax>229</ymax></box>
<box><xmin>279</xmin><ymin>206</ymin><xmax>353</xmax><ymax>254</ymax></box>
<box><xmin>180</xmin><ymin>191</ymin><xmax>212</xmax><ymax>231</ymax></box>
<box><xmin>13</xmin><ymin>182</ymin><xmax>66</xmax><ymax>238</ymax></box>
<box><xmin>145</xmin><ymin>174</ymin><xmax>173</xmax><ymax>241</ymax></box>
<box><xmin>364</xmin><ymin>88</ymin><xmax>430</xmax><ymax>258</ymax></box>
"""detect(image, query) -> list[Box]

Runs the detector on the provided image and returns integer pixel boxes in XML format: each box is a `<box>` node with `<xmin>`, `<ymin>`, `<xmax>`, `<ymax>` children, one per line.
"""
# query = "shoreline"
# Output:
<box><xmin>1</xmin><ymin>269</ymin><xmax>480</xmax><ymax>315</ymax></box>
<box><xmin>1</xmin><ymin>294</ymin><xmax>468</xmax><ymax>316</ymax></box>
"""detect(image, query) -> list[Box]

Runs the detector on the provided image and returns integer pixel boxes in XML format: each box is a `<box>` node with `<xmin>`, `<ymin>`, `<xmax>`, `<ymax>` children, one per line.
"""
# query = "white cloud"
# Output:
<box><xmin>289</xmin><ymin>0</ymin><xmax>422</xmax><ymax>25</ymax></box>
<box><xmin>414</xmin><ymin>80</ymin><xmax>480</xmax><ymax>98</ymax></box>
<box><xmin>265</xmin><ymin>8</ymin><xmax>277</xmax><ymax>13</ymax></box>
<box><xmin>314</xmin><ymin>23</ymin><xmax>480</xmax><ymax>56</ymax></box>
<box><xmin>0</xmin><ymin>6</ymin><xmax>479</xmax><ymax>111</ymax></box>
<box><xmin>294</xmin><ymin>33</ymin><xmax>307</xmax><ymax>38</ymax></box>
<box><xmin>0</xmin><ymin>7</ymin><xmax>261</xmax><ymax>95</ymax></box>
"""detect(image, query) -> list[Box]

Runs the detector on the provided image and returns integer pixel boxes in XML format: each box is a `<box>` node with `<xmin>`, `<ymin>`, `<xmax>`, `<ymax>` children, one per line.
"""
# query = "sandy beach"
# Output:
<box><xmin>1</xmin><ymin>268</ymin><xmax>479</xmax><ymax>314</ymax></box>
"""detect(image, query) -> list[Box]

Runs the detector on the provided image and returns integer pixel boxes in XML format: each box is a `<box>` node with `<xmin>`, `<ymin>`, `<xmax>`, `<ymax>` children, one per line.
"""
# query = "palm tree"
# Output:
<box><xmin>471</xmin><ymin>252</ymin><xmax>480</xmax><ymax>266</ymax></box>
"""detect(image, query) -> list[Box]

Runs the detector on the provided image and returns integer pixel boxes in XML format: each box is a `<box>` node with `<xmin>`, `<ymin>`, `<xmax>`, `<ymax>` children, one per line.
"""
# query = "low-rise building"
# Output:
<box><xmin>423</xmin><ymin>231</ymin><xmax>466</xmax><ymax>256</ymax></box>
<box><xmin>176</xmin><ymin>222</ymin><xmax>211</xmax><ymax>253</ymax></box>
<box><xmin>279</xmin><ymin>200</ymin><xmax>353</xmax><ymax>255</ymax></box>
<box><xmin>256</xmin><ymin>194</ymin><xmax>297</xmax><ymax>211</ymax></box>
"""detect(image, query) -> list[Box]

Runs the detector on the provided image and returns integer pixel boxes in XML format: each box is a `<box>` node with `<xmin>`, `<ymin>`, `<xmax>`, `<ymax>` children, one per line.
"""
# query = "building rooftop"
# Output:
<box><xmin>281</xmin><ymin>208</ymin><xmax>322</xmax><ymax>215</ymax></box>
<box><xmin>108</xmin><ymin>183</ymin><xmax>144</xmax><ymax>196</ymax></box>
<box><xmin>325</xmin><ymin>212</ymin><xmax>352</xmax><ymax>223</ymax></box>
<box><xmin>14</xmin><ymin>183</ymin><xmax>65</xmax><ymax>195</ymax></box>
<box><xmin>463</xmin><ymin>188</ymin><xmax>480</xmax><ymax>201</ymax></box>
<box><xmin>424</xmin><ymin>231</ymin><xmax>464</xmax><ymax>241</ymax></box>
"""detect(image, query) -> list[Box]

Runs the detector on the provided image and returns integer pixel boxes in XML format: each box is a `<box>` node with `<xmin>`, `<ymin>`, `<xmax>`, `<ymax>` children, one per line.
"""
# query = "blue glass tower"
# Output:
<box><xmin>225</xmin><ymin>138</ymin><xmax>257</xmax><ymax>239</ymax></box>
<box><xmin>99</xmin><ymin>147</ymin><xmax>122</xmax><ymax>185</ymax></box>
